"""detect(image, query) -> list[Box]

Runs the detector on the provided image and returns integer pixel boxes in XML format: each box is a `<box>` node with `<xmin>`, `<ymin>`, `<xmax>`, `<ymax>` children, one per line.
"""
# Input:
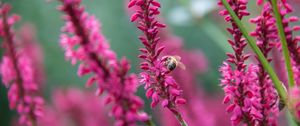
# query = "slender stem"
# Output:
<box><xmin>2</xmin><ymin>5</ymin><xmax>37</xmax><ymax>126</ymax></box>
<box><xmin>269</xmin><ymin>0</ymin><xmax>300</xmax><ymax>122</ymax></box>
<box><xmin>270</xmin><ymin>0</ymin><xmax>295</xmax><ymax>88</ymax></box>
<box><xmin>220</xmin><ymin>0</ymin><xmax>287</xmax><ymax>101</ymax></box>
<box><xmin>167</xmin><ymin>105</ymin><xmax>188</xmax><ymax>126</ymax></box>
<box><xmin>173</xmin><ymin>111</ymin><xmax>188</xmax><ymax>126</ymax></box>
<box><xmin>286</xmin><ymin>111</ymin><xmax>300</xmax><ymax>126</ymax></box>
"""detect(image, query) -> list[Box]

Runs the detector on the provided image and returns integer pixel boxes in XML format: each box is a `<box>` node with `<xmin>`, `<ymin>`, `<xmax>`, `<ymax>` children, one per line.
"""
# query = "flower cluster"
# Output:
<box><xmin>128</xmin><ymin>0</ymin><xmax>187</xmax><ymax>124</ymax></box>
<box><xmin>0</xmin><ymin>4</ymin><xmax>44</xmax><ymax>126</ymax></box>
<box><xmin>219</xmin><ymin>0</ymin><xmax>300</xmax><ymax>124</ymax></box>
<box><xmin>220</xmin><ymin>63</ymin><xmax>261</xmax><ymax>125</ymax></box>
<box><xmin>58</xmin><ymin>0</ymin><xmax>148</xmax><ymax>125</ymax></box>
<box><xmin>274</xmin><ymin>0</ymin><xmax>300</xmax><ymax>85</ymax></box>
<box><xmin>156</xmin><ymin>28</ymin><xmax>215</xmax><ymax>126</ymax></box>
<box><xmin>39</xmin><ymin>88</ymin><xmax>110</xmax><ymax>126</ymax></box>
<box><xmin>219</xmin><ymin>0</ymin><xmax>264</xmax><ymax>125</ymax></box>
<box><xmin>250</xmin><ymin>3</ymin><xmax>279</xmax><ymax>125</ymax></box>
<box><xmin>269</xmin><ymin>0</ymin><xmax>300</xmax><ymax>122</ymax></box>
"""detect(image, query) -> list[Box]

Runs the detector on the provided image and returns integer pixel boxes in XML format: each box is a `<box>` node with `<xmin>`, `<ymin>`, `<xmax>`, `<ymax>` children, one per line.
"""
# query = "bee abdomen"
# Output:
<box><xmin>279</xmin><ymin>99</ymin><xmax>285</xmax><ymax>111</ymax></box>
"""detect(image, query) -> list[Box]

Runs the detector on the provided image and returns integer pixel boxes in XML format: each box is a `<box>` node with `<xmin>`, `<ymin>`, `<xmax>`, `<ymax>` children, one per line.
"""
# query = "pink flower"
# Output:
<box><xmin>220</xmin><ymin>62</ymin><xmax>262</xmax><ymax>125</ymax></box>
<box><xmin>250</xmin><ymin>2</ymin><xmax>280</xmax><ymax>125</ymax></box>
<box><xmin>128</xmin><ymin>0</ymin><xmax>187</xmax><ymax>124</ymax></box>
<box><xmin>0</xmin><ymin>4</ymin><xmax>44</xmax><ymax>126</ymax></box>
<box><xmin>58</xmin><ymin>0</ymin><xmax>148</xmax><ymax>125</ymax></box>
<box><xmin>39</xmin><ymin>88</ymin><xmax>111</xmax><ymax>126</ymax></box>
<box><xmin>18</xmin><ymin>24</ymin><xmax>45</xmax><ymax>85</ymax></box>
<box><xmin>271</xmin><ymin>0</ymin><xmax>300</xmax><ymax>85</ymax></box>
<box><xmin>219</xmin><ymin>0</ymin><xmax>265</xmax><ymax>125</ymax></box>
<box><xmin>152</xmin><ymin>27</ymin><xmax>217</xmax><ymax>126</ymax></box>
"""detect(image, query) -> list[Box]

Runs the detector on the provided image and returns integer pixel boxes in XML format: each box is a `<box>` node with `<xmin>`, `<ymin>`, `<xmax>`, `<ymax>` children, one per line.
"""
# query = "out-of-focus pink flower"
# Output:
<box><xmin>257</xmin><ymin>0</ymin><xmax>264</xmax><ymax>5</ymax></box>
<box><xmin>0</xmin><ymin>4</ymin><xmax>44</xmax><ymax>126</ymax></box>
<box><xmin>39</xmin><ymin>88</ymin><xmax>111</xmax><ymax>126</ymax></box>
<box><xmin>288</xmin><ymin>86</ymin><xmax>300</xmax><ymax>121</ymax></box>
<box><xmin>273</xmin><ymin>48</ymin><xmax>288</xmax><ymax>85</ymax></box>
<box><xmin>250</xmin><ymin>2</ymin><xmax>280</xmax><ymax>125</ymax></box>
<box><xmin>18</xmin><ymin>24</ymin><xmax>45</xmax><ymax>85</ymax></box>
<box><xmin>128</xmin><ymin>0</ymin><xmax>187</xmax><ymax>124</ymax></box>
<box><xmin>58</xmin><ymin>0</ymin><xmax>148</xmax><ymax>125</ymax></box>
<box><xmin>290</xmin><ymin>0</ymin><xmax>300</xmax><ymax>10</ymax></box>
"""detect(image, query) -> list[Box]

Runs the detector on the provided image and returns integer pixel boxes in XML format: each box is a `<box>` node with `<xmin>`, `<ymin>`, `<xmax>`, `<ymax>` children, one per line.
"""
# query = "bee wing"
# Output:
<box><xmin>173</xmin><ymin>55</ymin><xmax>181</xmax><ymax>61</ymax></box>
<box><xmin>177</xmin><ymin>62</ymin><xmax>186</xmax><ymax>70</ymax></box>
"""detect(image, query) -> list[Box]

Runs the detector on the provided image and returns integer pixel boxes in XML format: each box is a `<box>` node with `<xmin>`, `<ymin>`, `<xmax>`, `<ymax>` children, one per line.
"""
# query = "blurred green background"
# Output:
<box><xmin>3</xmin><ymin>0</ymin><xmax>299</xmax><ymax>125</ymax></box>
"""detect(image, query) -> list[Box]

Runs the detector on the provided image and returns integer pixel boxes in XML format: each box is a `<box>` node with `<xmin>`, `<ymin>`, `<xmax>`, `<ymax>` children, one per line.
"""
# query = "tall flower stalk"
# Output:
<box><xmin>270</xmin><ymin>0</ymin><xmax>300</xmax><ymax>85</ymax></box>
<box><xmin>218</xmin><ymin>0</ymin><xmax>264</xmax><ymax>125</ymax></box>
<box><xmin>58</xmin><ymin>0</ymin><xmax>150</xmax><ymax>125</ymax></box>
<box><xmin>128</xmin><ymin>0</ymin><xmax>188</xmax><ymax>125</ymax></box>
<box><xmin>157</xmin><ymin>28</ymin><xmax>216</xmax><ymax>126</ymax></box>
<box><xmin>0</xmin><ymin>4</ymin><xmax>44</xmax><ymax>126</ymax></box>
<box><xmin>219</xmin><ymin>0</ymin><xmax>287</xmax><ymax>100</ymax></box>
<box><xmin>250</xmin><ymin>3</ymin><xmax>280</xmax><ymax>125</ymax></box>
<box><xmin>269</xmin><ymin>0</ymin><xmax>295</xmax><ymax>87</ymax></box>
<box><xmin>219</xmin><ymin>0</ymin><xmax>300</xmax><ymax>124</ymax></box>
<box><xmin>269</xmin><ymin>0</ymin><xmax>300</xmax><ymax>123</ymax></box>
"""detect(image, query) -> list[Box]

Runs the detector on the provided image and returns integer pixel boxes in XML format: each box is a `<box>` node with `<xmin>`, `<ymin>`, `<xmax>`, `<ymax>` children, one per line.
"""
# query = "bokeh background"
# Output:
<box><xmin>1</xmin><ymin>0</ymin><xmax>300</xmax><ymax>126</ymax></box>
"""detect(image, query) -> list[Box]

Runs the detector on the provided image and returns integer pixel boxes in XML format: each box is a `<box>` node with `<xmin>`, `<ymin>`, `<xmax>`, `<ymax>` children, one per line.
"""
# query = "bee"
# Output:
<box><xmin>163</xmin><ymin>55</ymin><xmax>186</xmax><ymax>71</ymax></box>
<box><xmin>278</xmin><ymin>98</ymin><xmax>285</xmax><ymax>111</ymax></box>
<box><xmin>278</xmin><ymin>82</ymin><xmax>287</xmax><ymax>111</ymax></box>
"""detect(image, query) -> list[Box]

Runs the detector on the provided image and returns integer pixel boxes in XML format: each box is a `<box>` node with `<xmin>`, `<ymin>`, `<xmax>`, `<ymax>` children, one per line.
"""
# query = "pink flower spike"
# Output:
<box><xmin>218</xmin><ymin>0</ymin><xmax>274</xmax><ymax>125</ymax></box>
<box><xmin>0</xmin><ymin>4</ymin><xmax>45</xmax><ymax>125</ymax></box>
<box><xmin>38</xmin><ymin>88</ymin><xmax>111</xmax><ymax>126</ymax></box>
<box><xmin>58</xmin><ymin>0</ymin><xmax>150</xmax><ymax>125</ymax></box>
<box><xmin>274</xmin><ymin>0</ymin><xmax>300</xmax><ymax>85</ymax></box>
<box><xmin>128</xmin><ymin>0</ymin><xmax>188</xmax><ymax>125</ymax></box>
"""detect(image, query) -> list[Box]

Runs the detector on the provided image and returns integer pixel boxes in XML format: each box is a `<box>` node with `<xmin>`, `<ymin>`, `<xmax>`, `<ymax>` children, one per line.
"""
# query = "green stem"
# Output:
<box><xmin>220</xmin><ymin>0</ymin><xmax>287</xmax><ymax>101</ymax></box>
<box><xmin>174</xmin><ymin>113</ymin><xmax>188</xmax><ymax>126</ymax></box>
<box><xmin>267</xmin><ymin>0</ymin><xmax>300</xmax><ymax>124</ymax></box>
<box><xmin>270</xmin><ymin>0</ymin><xmax>295</xmax><ymax>87</ymax></box>
<box><xmin>287</xmin><ymin>111</ymin><xmax>300</xmax><ymax>126</ymax></box>
<box><xmin>168</xmin><ymin>105</ymin><xmax>188</xmax><ymax>126</ymax></box>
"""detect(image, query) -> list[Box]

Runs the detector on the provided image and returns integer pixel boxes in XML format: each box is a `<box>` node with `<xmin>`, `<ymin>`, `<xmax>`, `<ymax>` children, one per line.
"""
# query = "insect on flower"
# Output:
<box><xmin>162</xmin><ymin>55</ymin><xmax>186</xmax><ymax>71</ymax></box>
<box><xmin>279</xmin><ymin>82</ymin><xmax>288</xmax><ymax>111</ymax></box>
